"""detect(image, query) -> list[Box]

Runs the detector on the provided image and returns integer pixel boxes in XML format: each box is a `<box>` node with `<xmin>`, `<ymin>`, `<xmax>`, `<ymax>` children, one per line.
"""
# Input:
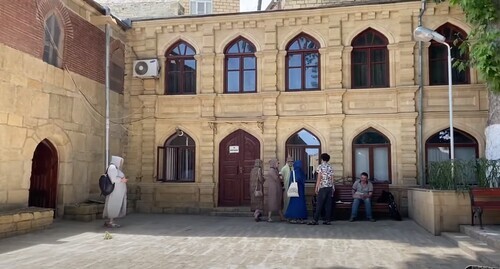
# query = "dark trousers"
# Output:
<box><xmin>314</xmin><ymin>187</ymin><xmax>333</xmax><ymax>222</ymax></box>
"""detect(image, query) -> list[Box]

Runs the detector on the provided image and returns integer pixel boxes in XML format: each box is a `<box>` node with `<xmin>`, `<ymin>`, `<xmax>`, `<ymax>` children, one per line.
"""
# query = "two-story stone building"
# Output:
<box><xmin>124</xmin><ymin>0</ymin><xmax>487</xmax><ymax>214</ymax></box>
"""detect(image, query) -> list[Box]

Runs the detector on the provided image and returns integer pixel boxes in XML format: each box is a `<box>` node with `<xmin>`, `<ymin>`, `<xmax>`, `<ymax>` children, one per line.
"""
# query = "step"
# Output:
<box><xmin>442</xmin><ymin>232</ymin><xmax>500</xmax><ymax>267</ymax></box>
<box><xmin>211</xmin><ymin>207</ymin><xmax>251</xmax><ymax>213</ymax></box>
<box><xmin>461</xmin><ymin>225</ymin><xmax>500</xmax><ymax>251</ymax></box>
<box><xmin>209</xmin><ymin>211</ymin><xmax>254</xmax><ymax>217</ymax></box>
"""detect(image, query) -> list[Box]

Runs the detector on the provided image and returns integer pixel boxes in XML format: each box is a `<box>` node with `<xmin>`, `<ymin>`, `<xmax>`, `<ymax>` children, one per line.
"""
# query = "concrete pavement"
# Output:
<box><xmin>0</xmin><ymin>214</ymin><xmax>490</xmax><ymax>269</ymax></box>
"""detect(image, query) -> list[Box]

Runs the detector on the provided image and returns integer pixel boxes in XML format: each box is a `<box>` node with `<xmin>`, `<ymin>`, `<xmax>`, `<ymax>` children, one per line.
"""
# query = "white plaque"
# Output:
<box><xmin>229</xmin><ymin>146</ymin><xmax>239</xmax><ymax>153</ymax></box>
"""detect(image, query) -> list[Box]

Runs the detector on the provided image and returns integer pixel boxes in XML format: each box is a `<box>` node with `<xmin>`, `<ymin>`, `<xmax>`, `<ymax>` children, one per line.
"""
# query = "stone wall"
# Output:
<box><xmin>0</xmin><ymin>0</ymin><xmax>127</xmax><ymax>216</ymax></box>
<box><xmin>99</xmin><ymin>0</ymin><xmax>184</xmax><ymax>19</ymax></box>
<box><xmin>0</xmin><ymin>208</ymin><xmax>54</xmax><ymax>239</ymax></box>
<box><xmin>281</xmin><ymin>0</ymin><xmax>413</xmax><ymax>9</ymax></box>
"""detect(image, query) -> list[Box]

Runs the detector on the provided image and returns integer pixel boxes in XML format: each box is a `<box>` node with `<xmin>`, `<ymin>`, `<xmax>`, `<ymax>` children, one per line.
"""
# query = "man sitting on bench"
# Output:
<box><xmin>349</xmin><ymin>172</ymin><xmax>376</xmax><ymax>222</ymax></box>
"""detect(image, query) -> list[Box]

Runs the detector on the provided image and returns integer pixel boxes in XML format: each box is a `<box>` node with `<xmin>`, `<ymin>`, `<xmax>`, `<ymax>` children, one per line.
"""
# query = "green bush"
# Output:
<box><xmin>428</xmin><ymin>158</ymin><xmax>500</xmax><ymax>190</ymax></box>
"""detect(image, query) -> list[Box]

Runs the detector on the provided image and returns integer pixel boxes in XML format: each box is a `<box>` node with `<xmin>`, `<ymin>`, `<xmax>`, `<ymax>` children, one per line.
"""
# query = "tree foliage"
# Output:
<box><xmin>434</xmin><ymin>0</ymin><xmax>500</xmax><ymax>92</ymax></box>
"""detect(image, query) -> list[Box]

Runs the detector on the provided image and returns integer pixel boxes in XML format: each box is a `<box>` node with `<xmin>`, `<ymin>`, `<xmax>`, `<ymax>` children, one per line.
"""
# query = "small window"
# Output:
<box><xmin>110</xmin><ymin>48</ymin><xmax>125</xmax><ymax>94</ymax></box>
<box><xmin>157</xmin><ymin>132</ymin><xmax>196</xmax><ymax>182</ymax></box>
<box><xmin>352</xmin><ymin>128</ymin><xmax>391</xmax><ymax>183</ymax></box>
<box><xmin>429</xmin><ymin>23</ymin><xmax>470</xmax><ymax>85</ymax></box>
<box><xmin>224</xmin><ymin>37</ymin><xmax>257</xmax><ymax>93</ymax></box>
<box><xmin>351</xmin><ymin>28</ymin><xmax>389</xmax><ymax>88</ymax></box>
<box><xmin>286</xmin><ymin>34</ymin><xmax>320</xmax><ymax>91</ymax></box>
<box><xmin>190</xmin><ymin>0</ymin><xmax>212</xmax><ymax>15</ymax></box>
<box><xmin>285</xmin><ymin>129</ymin><xmax>321</xmax><ymax>182</ymax></box>
<box><xmin>43</xmin><ymin>14</ymin><xmax>63</xmax><ymax>67</ymax></box>
<box><xmin>165</xmin><ymin>41</ymin><xmax>197</xmax><ymax>95</ymax></box>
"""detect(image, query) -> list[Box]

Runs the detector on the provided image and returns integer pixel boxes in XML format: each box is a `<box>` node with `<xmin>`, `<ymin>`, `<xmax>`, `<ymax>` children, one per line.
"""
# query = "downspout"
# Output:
<box><xmin>417</xmin><ymin>0</ymin><xmax>427</xmax><ymax>186</ymax></box>
<box><xmin>105</xmin><ymin>7</ymin><xmax>111</xmax><ymax>168</ymax></box>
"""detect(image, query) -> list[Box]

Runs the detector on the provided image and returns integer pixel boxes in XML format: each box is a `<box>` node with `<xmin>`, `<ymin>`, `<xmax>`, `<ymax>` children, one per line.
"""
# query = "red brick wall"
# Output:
<box><xmin>0</xmin><ymin>0</ymin><xmax>124</xmax><ymax>86</ymax></box>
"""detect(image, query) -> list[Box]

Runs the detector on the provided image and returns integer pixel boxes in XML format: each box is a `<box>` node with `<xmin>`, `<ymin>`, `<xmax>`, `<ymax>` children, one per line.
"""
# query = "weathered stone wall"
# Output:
<box><xmin>99</xmin><ymin>0</ymin><xmax>184</xmax><ymax>19</ymax></box>
<box><xmin>125</xmin><ymin>1</ymin><xmax>487</xmax><ymax>212</ymax></box>
<box><xmin>0</xmin><ymin>208</ymin><xmax>54</xmax><ymax>239</ymax></box>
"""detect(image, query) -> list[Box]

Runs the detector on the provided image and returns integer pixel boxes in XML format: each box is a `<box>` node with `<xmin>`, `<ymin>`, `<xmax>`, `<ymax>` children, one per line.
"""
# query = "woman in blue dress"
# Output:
<box><xmin>285</xmin><ymin>160</ymin><xmax>308</xmax><ymax>223</ymax></box>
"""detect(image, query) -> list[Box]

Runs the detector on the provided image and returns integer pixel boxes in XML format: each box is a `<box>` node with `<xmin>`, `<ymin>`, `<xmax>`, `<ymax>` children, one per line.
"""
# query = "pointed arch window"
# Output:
<box><xmin>286</xmin><ymin>34</ymin><xmax>320</xmax><ymax>91</ymax></box>
<box><xmin>426</xmin><ymin>128</ymin><xmax>477</xmax><ymax>165</ymax></box>
<box><xmin>224</xmin><ymin>37</ymin><xmax>257</xmax><ymax>93</ymax></box>
<box><xmin>43</xmin><ymin>14</ymin><xmax>63</xmax><ymax>68</ymax></box>
<box><xmin>352</xmin><ymin>129</ymin><xmax>391</xmax><ymax>183</ymax></box>
<box><xmin>351</xmin><ymin>29</ymin><xmax>389</xmax><ymax>88</ymax></box>
<box><xmin>285</xmin><ymin>129</ymin><xmax>321</xmax><ymax>182</ymax></box>
<box><xmin>157</xmin><ymin>132</ymin><xmax>195</xmax><ymax>182</ymax></box>
<box><xmin>429</xmin><ymin>23</ymin><xmax>470</xmax><ymax>85</ymax></box>
<box><xmin>165</xmin><ymin>41</ymin><xmax>197</xmax><ymax>95</ymax></box>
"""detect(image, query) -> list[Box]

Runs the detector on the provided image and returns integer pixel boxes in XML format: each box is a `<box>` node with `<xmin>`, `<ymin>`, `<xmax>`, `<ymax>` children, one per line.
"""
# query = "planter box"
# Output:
<box><xmin>408</xmin><ymin>188</ymin><xmax>500</xmax><ymax>235</ymax></box>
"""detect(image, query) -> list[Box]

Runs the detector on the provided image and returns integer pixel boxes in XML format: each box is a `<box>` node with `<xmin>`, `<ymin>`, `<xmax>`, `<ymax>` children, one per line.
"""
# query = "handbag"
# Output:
<box><xmin>254</xmin><ymin>168</ymin><xmax>263</xmax><ymax>197</ymax></box>
<box><xmin>287</xmin><ymin>170</ymin><xmax>299</xmax><ymax>198</ymax></box>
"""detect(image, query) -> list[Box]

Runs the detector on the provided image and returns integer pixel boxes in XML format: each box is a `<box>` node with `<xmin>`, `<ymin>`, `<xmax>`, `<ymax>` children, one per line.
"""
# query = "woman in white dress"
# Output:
<box><xmin>103</xmin><ymin>156</ymin><xmax>128</xmax><ymax>228</ymax></box>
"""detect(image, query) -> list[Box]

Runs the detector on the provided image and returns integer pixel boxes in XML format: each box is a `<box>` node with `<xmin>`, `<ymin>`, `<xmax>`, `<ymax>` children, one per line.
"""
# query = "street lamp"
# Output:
<box><xmin>413</xmin><ymin>26</ymin><xmax>455</xmax><ymax>160</ymax></box>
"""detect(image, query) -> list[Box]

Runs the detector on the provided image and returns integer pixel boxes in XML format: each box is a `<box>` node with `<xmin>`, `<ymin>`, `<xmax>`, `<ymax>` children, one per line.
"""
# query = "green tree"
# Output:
<box><xmin>435</xmin><ymin>0</ymin><xmax>500</xmax><ymax>170</ymax></box>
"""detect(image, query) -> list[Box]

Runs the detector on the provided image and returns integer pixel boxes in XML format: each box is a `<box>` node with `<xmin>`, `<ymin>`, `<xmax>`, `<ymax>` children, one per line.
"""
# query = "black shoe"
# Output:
<box><xmin>349</xmin><ymin>218</ymin><xmax>355</xmax><ymax>222</ymax></box>
<box><xmin>307</xmin><ymin>220</ymin><xmax>318</xmax><ymax>225</ymax></box>
<box><xmin>322</xmin><ymin>221</ymin><xmax>331</xmax><ymax>225</ymax></box>
<box><xmin>369</xmin><ymin>218</ymin><xmax>376</xmax><ymax>222</ymax></box>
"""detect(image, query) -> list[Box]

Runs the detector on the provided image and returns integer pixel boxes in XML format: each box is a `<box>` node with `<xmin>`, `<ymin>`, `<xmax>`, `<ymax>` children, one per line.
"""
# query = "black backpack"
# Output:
<box><xmin>99</xmin><ymin>165</ymin><xmax>115</xmax><ymax>196</ymax></box>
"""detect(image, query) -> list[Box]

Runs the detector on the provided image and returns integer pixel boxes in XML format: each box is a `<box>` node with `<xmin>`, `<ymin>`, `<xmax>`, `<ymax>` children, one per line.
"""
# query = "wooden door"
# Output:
<box><xmin>219</xmin><ymin>130</ymin><xmax>260</xmax><ymax>207</ymax></box>
<box><xmin>29</xmin><ymin>139</ymin><xmax>58</xmax><ymax>210</ymax></box>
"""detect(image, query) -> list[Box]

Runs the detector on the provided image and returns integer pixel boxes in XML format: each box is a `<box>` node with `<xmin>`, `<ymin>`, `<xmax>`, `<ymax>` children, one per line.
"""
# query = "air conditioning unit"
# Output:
<box><xmin>133</xmin><ymin>59</ymin><xmax>160</xmax><ymax>78</ymax></box>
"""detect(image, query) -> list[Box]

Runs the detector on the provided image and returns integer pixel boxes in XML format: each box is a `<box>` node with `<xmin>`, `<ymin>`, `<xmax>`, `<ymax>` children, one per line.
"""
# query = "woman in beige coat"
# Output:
<box><xmin>103</xmin><ymin>156</ymin><xmax>128</xmax><ymax>228</ymax></box>
<box><xmin>250</xmin><ymin>159</ymin><xmax>264</xmax><ymax>221</ymax></box>
<box><xmin>264</xmin><ymin>158</ymin><xmax>284</xmax><ymax>222</ymax></box>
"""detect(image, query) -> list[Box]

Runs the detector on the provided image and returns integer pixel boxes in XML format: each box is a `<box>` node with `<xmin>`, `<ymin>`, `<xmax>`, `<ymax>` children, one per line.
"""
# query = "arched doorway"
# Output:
<box><xmin>29</xmin><ymin>139</ymin><xmax>58</xmax><ymax>210</ymax></box>
<box><xmin>219</xmin><ymin>130</ymin><xmax>260</xmax><ymax>207</ymax></box>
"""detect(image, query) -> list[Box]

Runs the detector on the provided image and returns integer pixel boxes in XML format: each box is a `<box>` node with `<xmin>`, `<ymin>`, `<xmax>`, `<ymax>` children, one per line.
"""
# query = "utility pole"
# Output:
<box><xmin>257</xmin><ymin>0</ymin><xmax>262</xmax><ymax>10</ymax></box>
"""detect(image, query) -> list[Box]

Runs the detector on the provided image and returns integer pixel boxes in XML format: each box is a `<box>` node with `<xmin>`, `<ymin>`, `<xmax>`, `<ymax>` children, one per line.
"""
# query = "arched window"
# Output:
<box><xmin>426</xmin><ymin>128</ymin><xmax>478</xmax><ymax>165</ymax></box>
<box><xmin>429</xmin><ymin>23</ymin><xmax>469</xmax><ymax>85</ymax></box>
<box><xmin>352</xmin><ymin>128</ymin><xmax>391</xmax><ymax>183</ymax></box>
<box><xmin>165</xmin><ymin>41</ymin><xmax>196</xmax><ymax>95</ymax></box>
<box><xmin>157</xmin><ymin>131</ymin><xmax>195</xmax><ymax>182</ymax></box>
<box><xmin>43</xmin><ymin>13</ymin><xmax>63</xmax><ymax>67</ymax></box>
<box><xmin>224</xmin><ymin>37</ymin><xmax>257</xmax><ymax>93</ymax></box>
<box><xmin>351</xmin><ymin>29</ymin><xmax>389</xmax><ymax>88</ymax></box>
<box><xmin>285</xmin><ymin>129</ymin><xmax>321</xmax><ymax>182</ymax></box>
<box><xmin>286</xmin><ymin>34</ymin><xmax>320</xmax><ymax>91</ymax></box>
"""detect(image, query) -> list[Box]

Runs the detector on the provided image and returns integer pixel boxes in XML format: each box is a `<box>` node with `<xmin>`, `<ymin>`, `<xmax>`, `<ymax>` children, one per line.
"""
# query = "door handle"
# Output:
<box><xmin>238</xmin><ymin>166</ymin><xmax>243</xmax><ymax>175</ymax></box>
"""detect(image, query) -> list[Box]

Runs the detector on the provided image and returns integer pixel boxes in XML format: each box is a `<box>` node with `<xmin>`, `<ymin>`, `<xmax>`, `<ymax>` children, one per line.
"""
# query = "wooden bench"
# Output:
<box><xmin>333</xmin><ymin>183</ymin><xmax>390</xmax><ymax>219</ymax></box>
<box><xmin>470</xmin><ymin>187</ymin><xmax>500</xmax><ymax>229</ymax></box>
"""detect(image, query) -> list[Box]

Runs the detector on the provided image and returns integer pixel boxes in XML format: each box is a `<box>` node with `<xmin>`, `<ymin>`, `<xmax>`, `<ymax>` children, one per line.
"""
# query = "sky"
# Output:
<box><xmin>240</xmin><ymin>0</ymin><xmax>273</xmax><ymax>11</ymax></box>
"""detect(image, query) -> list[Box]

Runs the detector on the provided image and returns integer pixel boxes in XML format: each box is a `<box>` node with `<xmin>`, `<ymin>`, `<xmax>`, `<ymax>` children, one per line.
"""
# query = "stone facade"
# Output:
<box><xmin>96</xmin><ymin>0</ymin><xmax>240</xmax><ymax>19</ymax></box>
<box><xmin>125</xmin><ymin>1</ymin><xmax>488</xmax><ymax>213</ymax></box>
<box><xmin>270</xmin><ymin>0</ymin><xmax>413</xmax><ymax>9</ymax></box>
<box><xmin>0</xmin><ymin>0</ymin><xmax>126</xmax><ymax>216</ymax></box>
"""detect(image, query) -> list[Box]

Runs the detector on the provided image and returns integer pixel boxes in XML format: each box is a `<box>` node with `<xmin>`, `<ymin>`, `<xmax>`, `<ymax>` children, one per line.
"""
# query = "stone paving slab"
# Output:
<box><xmin>0</xmin><ymin>214</ymin><xmax>489</xmax><ymax>269</ymax></box>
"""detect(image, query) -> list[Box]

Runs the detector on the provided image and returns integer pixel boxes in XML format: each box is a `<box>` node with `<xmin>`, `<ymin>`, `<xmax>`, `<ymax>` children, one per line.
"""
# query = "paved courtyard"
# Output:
<box><xmin>0</xmin><ymin>214</ymin><xmax>487</xmax><ymax>269</ymax></box>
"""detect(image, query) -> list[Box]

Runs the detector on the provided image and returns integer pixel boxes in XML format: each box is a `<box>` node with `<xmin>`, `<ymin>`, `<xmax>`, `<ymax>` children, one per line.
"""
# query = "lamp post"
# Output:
<box><xmin>413</xmin><ymin>26</ymin><xmax>455</xmax><ymax>160</ymax></box>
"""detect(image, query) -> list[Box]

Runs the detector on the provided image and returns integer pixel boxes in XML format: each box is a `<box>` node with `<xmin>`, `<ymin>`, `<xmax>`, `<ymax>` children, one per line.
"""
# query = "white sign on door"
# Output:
<box><xmin>229</xmin><ymin>146</ymin><xmax>239</xmax><ymax>153</ymax></box>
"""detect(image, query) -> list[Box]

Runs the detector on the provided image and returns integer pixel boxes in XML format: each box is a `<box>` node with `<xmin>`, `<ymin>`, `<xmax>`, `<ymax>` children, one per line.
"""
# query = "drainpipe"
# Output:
<box><xmin>105</xmin><ymin>7</ymin><xmax>111</xmax><ymax>168</ymax></box>
<box><xmin>417</xmin><ymin>0</ymin><xmax>427</xmax><ymax>186</ymax></box>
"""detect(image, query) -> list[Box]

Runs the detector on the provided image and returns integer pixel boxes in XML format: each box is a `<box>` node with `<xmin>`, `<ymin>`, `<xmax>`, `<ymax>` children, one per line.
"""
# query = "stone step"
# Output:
<box><xmin>209</xmin><ymin>211</ymin><xmax>254</xmax><ymax>217</ymax></box>
<box><xmin>461</xmin><ymin>225</ymin><xmax>500</xmax><ymax>251</ymax></box>
<box><xmin>442</xmin><ymin>232</ymin><xmax>500</xmax><ymax>268</ymax></box>
<box><xmin>211</xmin><ymin>207</ymin><xmax>251</xmax><ymax>213</ymax></box>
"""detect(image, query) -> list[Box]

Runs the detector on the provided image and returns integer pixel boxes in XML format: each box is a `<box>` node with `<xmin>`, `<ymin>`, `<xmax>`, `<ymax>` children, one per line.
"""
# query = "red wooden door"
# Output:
<box><xmin>29</xmin><ymin>139</ymin><xmax>58</xmax><ymax>210</ymax></box>
<box><xmin>219</xmin><ymin>130</ymin><xmax>260</xmax><ymax>207</ymax></box>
